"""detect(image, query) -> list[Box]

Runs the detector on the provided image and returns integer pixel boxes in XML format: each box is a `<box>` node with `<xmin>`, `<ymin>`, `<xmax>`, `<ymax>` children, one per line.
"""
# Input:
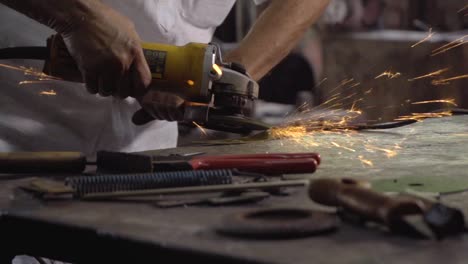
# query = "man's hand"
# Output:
<box><xmin>1</xmin><ymin>0</ymin><xmax>151</xmax><ymax>98</ymax></box>
<box><xmin>133</xmin><ymin>92</ymin><xmax>186</xmax><ymax>125</ymax></box>
<box><xmin>61</xmin><ymin>3</ymin><xmax>151</xmax><ymax>98</ymax></box>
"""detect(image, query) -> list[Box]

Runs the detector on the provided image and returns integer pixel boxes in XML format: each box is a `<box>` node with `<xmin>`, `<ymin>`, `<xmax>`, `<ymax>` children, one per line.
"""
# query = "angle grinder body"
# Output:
<box><xmin>38</xmin><ymin>34</ymin><xmax>267</xmax><ymax>133</ymax></box>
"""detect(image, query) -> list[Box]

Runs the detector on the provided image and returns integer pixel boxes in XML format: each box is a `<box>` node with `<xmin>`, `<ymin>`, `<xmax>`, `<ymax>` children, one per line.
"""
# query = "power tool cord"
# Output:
<box><xmin>0</xmin><ymin>47</ymin><xmax>48</xmax><ymax>60</ymax></box>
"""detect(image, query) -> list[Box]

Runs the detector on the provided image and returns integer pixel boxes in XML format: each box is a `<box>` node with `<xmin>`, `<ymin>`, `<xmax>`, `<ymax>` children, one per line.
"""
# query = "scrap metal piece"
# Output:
<box><xmin>216</xmin><ymin>208</ymin><xmax>339</xmax><ymax>239</ymax></box>
<box><xmin>22</xmin><ymin>178</ymin><xmax>73</xmax><ymax>195</ymax></box>
<box><xmin>154</xmin><ymin>197</ymin><xmax>210</xmax><ymax>208</ymax></box>
<box><xmin>208</xmin><ymin>191</ymin><xmax>270</xmax><ymax>205</ymax></box>
<box><xmin>154</xmin><ymin>191</ymin><xmax>270</xmax><ymax>208</ymax></box>
<box><xmin>20</xmin><ymin>178</ymin><xmax>74</xmax><ymax>200</ymax></box>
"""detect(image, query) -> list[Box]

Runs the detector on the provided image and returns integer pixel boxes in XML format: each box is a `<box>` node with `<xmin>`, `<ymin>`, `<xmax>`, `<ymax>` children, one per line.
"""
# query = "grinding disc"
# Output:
<box><xmin>216</xmin><ymin>208</ymin><xmax>339</xmax><ymax>239</ymax></box>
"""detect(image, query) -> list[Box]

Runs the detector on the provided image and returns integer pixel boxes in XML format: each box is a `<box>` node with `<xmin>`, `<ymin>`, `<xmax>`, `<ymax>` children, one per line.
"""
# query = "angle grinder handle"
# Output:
<box><xmin>189</xmin><ymin>158</ymin><xmax>317</xmax><ymax>175</ymax></box>
<box><xmin>0</xmin><ymin>152</ymin><xmax>87</xmax><ymax>174</ymax></box>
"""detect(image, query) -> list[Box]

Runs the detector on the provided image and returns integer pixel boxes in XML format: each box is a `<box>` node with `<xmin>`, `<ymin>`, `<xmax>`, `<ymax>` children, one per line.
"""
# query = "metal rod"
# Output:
<box><xmin>82</xmin><ymin>180</ymin><xmax>309</xmax><ymax>200</ymax></box>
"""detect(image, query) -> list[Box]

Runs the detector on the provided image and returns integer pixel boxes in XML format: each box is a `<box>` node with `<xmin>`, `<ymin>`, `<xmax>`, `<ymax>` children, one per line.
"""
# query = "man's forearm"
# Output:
<box><xmin>225</xmin><ymin>0</ymin><xmax>330</xmax><ymax>81</ymax></box>
<box><xmin>0</xmin><ymin>0</ymin><xmax>104</xmax><ymax>34</ymax></box>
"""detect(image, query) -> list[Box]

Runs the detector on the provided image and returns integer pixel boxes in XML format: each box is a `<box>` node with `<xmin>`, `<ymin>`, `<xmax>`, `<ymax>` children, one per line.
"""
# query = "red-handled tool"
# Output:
<box><xmin>190</xmin><ymin>157</ymin><xmax>318</xmax><ymax>175</ymax></box>
<box><xmin>199</xmin><ymin>153</ymin><xmax>321</xmax><ymax>165</ymax></box>
<box><xmin>96</xmin><ymin>151</ymin><xmax>321</xmax><ymax>175</ymax></box>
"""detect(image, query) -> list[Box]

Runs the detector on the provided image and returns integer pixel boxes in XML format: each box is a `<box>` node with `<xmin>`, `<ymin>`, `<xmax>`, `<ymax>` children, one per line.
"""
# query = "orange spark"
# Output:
<box><xmin>340</xmin><ymin>78</ymin><xmax>355</xmax><ymax>86</ymax></box>
<box><xmin>0</xmin><ymin>63</ymin><xmax>25</xmax><ymax>71</ymax></box>
<box><xmin>315</xmin><ymin>78</ymin><xmax>328</xmax><ymax>88</ymax></box>
<box><xmin>358</xmin><ymin>155</ymin><xmax>374</xmax><ymax>167</ymax></box>
<box><xmin>411</xmin><ymin>28</ymin><xmax>435</xmax><ymax>48</ymax></box>
<box><xmin>340</xmin><ymin>92</ymin><xmax>359</xmax><ymax>102</ymax></box>
<box><xmin>211</xmin><ymin>64</ymin><xmax>223</xmax><ymax>77</ymax></box>
<box><xmin>350</xmin><ymin>101</ymin><xmax>359</xmax><ymax>112</ymax></box>
<box><xmin>321</xmin><ymin>95</ymin><xmax>340</xmax><ymax>106</ymax></box>
<box><xmin>364</xmin><ymin>87</ymin><xmax>374</xmax><ymax>94</ymax></box>
<box><xmin>411</xmin><ymin>99</ymin><xmax>458</xmax><ymax>107</ymax></box>
<box><xmin>365</xmin><ymin>145</ymin><xmax>398</xmax><ymax>158</ymax></box>
<box><xmin>192</xmin><ymin>122</ymin><xmax>208</xmax><ymax>137</ymax></box>
<box><xmin>395</xmin><ymin>111</ymin><xmax>453</xmax><ymax>121</ymax></box>
<box><xmin>269</xmin><ymin>100</ymin><xmax>410</xmax><ymax>168</ymax></box>
<box><xmin>431</xmin><ymin>35</ymin><xmax>467</xmax><ymax>56</ymax></box>
<box><xmin>0</xmin><ymin>63</ymin><xmax>60</xmax><ymax>81</ymax></box>
<box><xmin>375</xmin><ymin>71</ymin><xmax>401</xmax><ymax>79</ymax></box>
<box><xmin>331</xmin><ymin>142</ymin><xmax>356</xmax><ymax>152</ymax></box>
<box><xmin>326</xmin><ymin>78</ymin><xmax>355</xmax><ymax>95</ymax></box>
<box><xmin>458</xmin><ymin>4</ymin><xmax>468</xmax><ymax>13</ymax></box>
<box><xmin>19</xmin><ymin>80</ymin><xmax>47</xmax><ymax>85</ymax></box>
<box><xmin>39</xmin><ymin>89</ymin><xmax>57</xmax><ymax>96</ymax></box>
<box><xmin>270</xmin><ymin>126</ymin><xmax>307</xmax><ymax>139</ymax></box>
<box><xmin>431</xmin><ymin>74</ymin><xmax>468</xmax><ymax>86</ymax></box>
<box><xmin>408</xmin><ymin>68</ymin><xmax>450</xmax><ymax>81</ymax></box>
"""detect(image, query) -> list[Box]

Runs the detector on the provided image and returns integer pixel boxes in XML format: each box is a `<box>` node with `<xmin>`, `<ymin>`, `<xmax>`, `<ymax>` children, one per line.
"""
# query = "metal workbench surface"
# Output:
<box><xmin>2</xmin><ymin>116</ymin><xmax>468</xmax><ymax>263</ymax></box>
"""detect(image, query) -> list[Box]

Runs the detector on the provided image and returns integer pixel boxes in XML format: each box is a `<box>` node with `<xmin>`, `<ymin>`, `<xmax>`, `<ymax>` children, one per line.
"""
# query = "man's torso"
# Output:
<box><xmin>0</xmin><ymin>0</ymin><xmax>236</xmax><ymax>155</ymax></box>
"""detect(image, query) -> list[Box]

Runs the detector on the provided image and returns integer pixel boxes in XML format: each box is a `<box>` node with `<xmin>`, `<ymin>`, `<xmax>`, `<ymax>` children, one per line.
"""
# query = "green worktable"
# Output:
<box><xmin>1</xmin><ymin>116</ymin><xmax>468</xmax><ymax>263</ymax></box>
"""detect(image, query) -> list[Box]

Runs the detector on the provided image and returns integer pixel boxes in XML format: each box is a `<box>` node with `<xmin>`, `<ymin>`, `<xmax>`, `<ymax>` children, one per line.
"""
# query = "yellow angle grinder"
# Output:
<box><xmin>0</xmin><ymin>35</ymin><xmax>271</xmax><ymax>133</ymax></box>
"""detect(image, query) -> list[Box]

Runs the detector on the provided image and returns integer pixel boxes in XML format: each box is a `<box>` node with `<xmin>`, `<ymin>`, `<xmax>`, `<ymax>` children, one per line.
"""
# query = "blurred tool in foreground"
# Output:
<box><xmin>309</xmin><ymin>178</ymin><xmax>466</xmax><ymax>239</ymax></box>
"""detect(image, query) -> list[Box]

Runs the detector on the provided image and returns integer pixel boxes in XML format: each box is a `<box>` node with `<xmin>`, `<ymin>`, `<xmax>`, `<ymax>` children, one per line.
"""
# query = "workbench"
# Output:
<box><xmin>2</xmin><ymin>116</ymin><xmax>468</xmax><ymax>263</ymax></box>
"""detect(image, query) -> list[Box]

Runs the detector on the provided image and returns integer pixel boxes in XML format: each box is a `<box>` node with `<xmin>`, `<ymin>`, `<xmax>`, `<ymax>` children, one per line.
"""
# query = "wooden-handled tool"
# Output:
<box><xmin>308</xmin><ymin>178</ymin><xmax>466</xmax><ymax>239</ymax></box>
<box><xmin>0</xmin><ymin>152</ymin><xmax>87</xmax><ymax>174</ymax></box>
<box><xmin>308</xmin><ymin>178</ymin><xmax>420</xmax><ymax>225</ymax></box>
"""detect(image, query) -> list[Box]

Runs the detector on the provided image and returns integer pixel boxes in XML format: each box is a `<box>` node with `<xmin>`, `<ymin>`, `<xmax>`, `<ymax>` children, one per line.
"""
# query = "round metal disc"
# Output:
<box><xmin>216</xmin><ymin>208</ymin><xmax>339</xmax><ymax>239</ymax></box>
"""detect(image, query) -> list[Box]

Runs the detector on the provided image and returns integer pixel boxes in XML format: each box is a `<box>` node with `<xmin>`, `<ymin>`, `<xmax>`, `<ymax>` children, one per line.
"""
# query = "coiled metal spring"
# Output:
<box><xmin>66</xmin><ymin>169</ymin><xmax>233</xmax><ymax>196</ymax></box>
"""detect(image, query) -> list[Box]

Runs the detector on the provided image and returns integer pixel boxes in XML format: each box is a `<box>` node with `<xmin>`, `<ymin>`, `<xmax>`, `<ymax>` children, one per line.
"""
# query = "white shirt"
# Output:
<box><xmin>0</xmin><ymin>0</ymin><xmax>253</xmax><ymax>156</ymax></box>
